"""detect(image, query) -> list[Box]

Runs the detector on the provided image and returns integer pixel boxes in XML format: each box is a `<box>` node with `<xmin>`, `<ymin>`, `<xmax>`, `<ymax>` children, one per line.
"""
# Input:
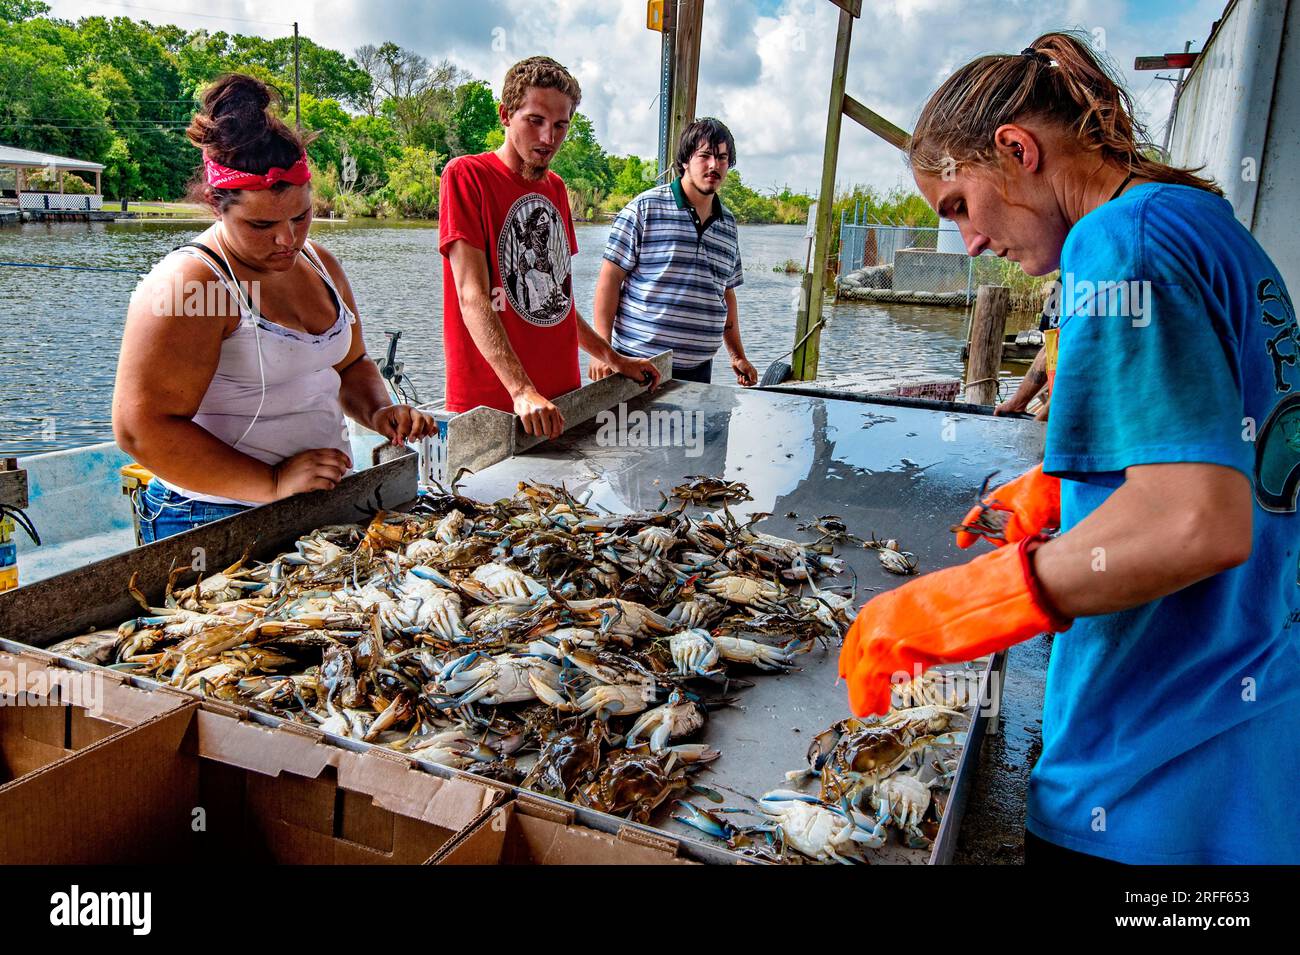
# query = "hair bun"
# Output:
<box><xmin>186</xmin><ymin>72</ymin><xmax>309</xmax><ymax>180</ymax></box>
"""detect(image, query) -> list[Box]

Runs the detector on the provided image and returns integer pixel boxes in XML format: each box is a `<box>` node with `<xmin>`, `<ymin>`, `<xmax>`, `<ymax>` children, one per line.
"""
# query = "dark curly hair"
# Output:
<box><xmin>185</xmin><ymin>73</ymin><xmax>317</xmax><ymax>212</ymax></box>
<box><xmin>674</xmin><ymin>117</ymin><xmax>736</xmax><ymax>178</ymax></box>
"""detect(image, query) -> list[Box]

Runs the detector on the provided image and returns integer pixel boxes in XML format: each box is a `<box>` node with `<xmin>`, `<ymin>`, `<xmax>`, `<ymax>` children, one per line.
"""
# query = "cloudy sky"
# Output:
<box><xmin>49</xmin><ymin>0</ymin><xmax>1227</xmax><ymax>194</ymax></box>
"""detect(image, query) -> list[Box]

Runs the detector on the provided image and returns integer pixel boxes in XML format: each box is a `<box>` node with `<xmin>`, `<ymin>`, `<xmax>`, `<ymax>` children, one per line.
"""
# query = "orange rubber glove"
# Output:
<box><xmin>953</xmin><ymin>464</ymin><xmax>1061</xmax><ymax>549</ymax></box>
<box><xmin>838</xmin><ymin>535</ymin><xmax>1070</xmax><ymax>717</ymax></box>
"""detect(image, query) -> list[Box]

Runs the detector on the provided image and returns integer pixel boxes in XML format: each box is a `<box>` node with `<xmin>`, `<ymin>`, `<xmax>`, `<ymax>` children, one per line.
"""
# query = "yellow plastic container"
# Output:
<box><xmin>119</xmin><ymin>462</ymin><xmax>155</xmax><ymax>491</ymax></box>
<box><xmin>0</xmin><ymin>517</ymin><xmax>16</xmax><ymax>592</ymax></box>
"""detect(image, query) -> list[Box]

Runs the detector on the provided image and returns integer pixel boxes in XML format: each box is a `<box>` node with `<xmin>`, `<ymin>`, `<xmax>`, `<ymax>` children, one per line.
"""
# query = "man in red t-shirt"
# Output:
<box><xmin>439</xmin><ymin>56</ymin><xmax>660</xmax><ymax>437</ymax></box>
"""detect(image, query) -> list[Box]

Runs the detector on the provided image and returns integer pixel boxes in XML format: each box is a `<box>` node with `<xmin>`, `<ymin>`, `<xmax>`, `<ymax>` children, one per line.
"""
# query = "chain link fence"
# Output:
<box><xmin>838</xmin><ymin>215</ymin><xmax>1006</xmax><ymax>304</ymax></box>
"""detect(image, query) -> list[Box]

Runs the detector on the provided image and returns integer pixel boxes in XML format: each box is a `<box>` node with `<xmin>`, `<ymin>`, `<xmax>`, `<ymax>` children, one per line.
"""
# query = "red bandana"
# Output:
<box><xmin>203</xmin><ymin>151</ymin><xmax>311</xmax><ymax>190</ymax></box>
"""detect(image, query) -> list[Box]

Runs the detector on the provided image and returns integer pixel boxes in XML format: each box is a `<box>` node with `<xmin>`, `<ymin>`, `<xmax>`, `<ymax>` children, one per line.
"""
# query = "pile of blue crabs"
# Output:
<box><xmin>50</xmin><ymin>479</ymin><xmax>868</xmax><ymax>834</ymax></box>
<box><xmin>673</xmin><ymin>666</ymin><xmax>977</xmax><ymax>863</ymax></box>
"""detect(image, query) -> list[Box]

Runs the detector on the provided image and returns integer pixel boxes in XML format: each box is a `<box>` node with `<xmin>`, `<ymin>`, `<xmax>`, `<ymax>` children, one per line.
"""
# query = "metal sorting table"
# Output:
<box><xmin>0</xmin><ymin>379</ymin><xmax>1045</xmax><ymax>864</ymax></box>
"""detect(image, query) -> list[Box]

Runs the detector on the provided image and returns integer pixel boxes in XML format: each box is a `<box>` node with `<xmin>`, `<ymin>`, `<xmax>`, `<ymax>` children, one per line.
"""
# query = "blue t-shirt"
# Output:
<box><xmin>1030</xmin><ymin>182</ymin><xmax>1300</xmax><ymax>864</ymax></box>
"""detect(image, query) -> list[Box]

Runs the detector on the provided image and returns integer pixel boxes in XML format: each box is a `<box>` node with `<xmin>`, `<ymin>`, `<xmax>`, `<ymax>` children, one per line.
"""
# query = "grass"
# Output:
<box><xmin>995</xmin><ymin>259</ymin><xmax>1058</xmax><ymax>316</ymax></box>
<box><xmin>124</xmin><ymin>201</ymin><xmax>210</xmax><ymax>219</ymax></box>
<box><xmin>772</xmin><ymin>258</ymin><xmax>804</xmax><ymax>274</ymax></box>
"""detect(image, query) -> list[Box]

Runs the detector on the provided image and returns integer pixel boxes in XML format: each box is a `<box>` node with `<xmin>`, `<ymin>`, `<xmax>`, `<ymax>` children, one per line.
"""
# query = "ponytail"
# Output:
<box><xmin>909</xmin><ymin>30</ymin><xmax>1222</xmax><ymax>196</ymax></box>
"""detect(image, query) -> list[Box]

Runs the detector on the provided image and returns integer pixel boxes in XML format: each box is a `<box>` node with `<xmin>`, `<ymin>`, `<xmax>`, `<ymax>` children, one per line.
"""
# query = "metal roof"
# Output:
<box><xmin>0</xmin><ymin>144</ymin><xmax>104</xmax><ymax>173</ymax></box>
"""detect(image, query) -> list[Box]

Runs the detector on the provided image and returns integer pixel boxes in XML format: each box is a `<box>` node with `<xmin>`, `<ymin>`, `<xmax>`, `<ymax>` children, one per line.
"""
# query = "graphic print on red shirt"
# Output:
<box><xmin>438</xmin><ymin>151</ymin><xmax>581</xmax><ymax>413</ymax></box>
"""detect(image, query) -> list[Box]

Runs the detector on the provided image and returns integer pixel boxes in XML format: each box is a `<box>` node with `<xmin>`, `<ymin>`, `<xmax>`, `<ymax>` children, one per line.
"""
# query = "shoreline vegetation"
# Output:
<box><xmin>1</xmin><ymin>2</ymin><xmax>941</xmax><ymax>232</ymax></box>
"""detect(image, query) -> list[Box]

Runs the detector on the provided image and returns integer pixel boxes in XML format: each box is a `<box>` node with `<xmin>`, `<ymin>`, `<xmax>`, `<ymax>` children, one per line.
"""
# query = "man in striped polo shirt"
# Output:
<box><xmin>590</xmin><ymin>118</ymin><xmax>756</xmax><ymax>386</ymax></box>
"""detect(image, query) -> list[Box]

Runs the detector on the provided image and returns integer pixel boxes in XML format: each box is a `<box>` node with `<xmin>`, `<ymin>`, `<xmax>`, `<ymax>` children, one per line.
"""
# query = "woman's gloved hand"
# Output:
<box><xmin>953</xmin><ymin>464</ymin><xmax>1061</xmax><ymax>549</ymax></box>
<box><xmin>838</xmin><ymin>535</ymin><xmax>1070</xmax><ymax>716</ymax></box>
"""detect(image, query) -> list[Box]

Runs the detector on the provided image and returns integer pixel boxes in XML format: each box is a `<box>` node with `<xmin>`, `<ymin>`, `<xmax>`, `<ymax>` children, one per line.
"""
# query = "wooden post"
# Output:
<box><xmin>667</xmin><ymin>0</ymin><xmax>703</xmax><ymax>158</ymax></box>
<box><xmin>965</xmin><ymin>284</ymin><xmax>1010</xmax><ymax>405</ymax></box>
<box><xmin>792</xmin><ymin>5</ymin><xmax>853</xmax><ymax>381</ymax></box>
<box><xmin>95</xmin><ymin>169</ymin><xmax>101</xmax><ymax>195</ymax></box>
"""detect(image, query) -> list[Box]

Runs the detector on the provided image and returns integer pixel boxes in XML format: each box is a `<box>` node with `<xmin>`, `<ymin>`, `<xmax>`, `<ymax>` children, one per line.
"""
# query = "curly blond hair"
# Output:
<box><xmin>501</xmin><ymin>56</ymin><xmax>582</xmax><ymax>116</ymax></box>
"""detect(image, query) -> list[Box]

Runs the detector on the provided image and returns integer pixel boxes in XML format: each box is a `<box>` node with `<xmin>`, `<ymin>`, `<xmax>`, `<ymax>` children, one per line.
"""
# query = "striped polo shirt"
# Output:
<box><xmin>603</xmin><ymin>178</ymin><xmax>743</xmax><ymax>367</ymax></box>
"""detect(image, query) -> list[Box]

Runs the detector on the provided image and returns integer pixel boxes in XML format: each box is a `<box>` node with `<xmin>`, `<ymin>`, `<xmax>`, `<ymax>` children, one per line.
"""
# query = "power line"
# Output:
<box><xmin>0</xmin><ymin>122</ymin><xmax>190</xmax><ymax>130</ymax></box>
<box><xmin>7</xmin><ymin>117</ymin><xmax>192</xmax><ymax>124</ymax></box>
<box><xmin>6</xmin><ymin>116</ymin><xmax>192</xmax><ymax>123</ymax></box>
<box><xmin>80</xmin><ymin>0</ymin><xmax>294</xmax><ymax>28</ymax></box>
<box><xmin>0</xmin><ymin>260</ymin><xmax>143</xmax><ymax>275</ymax></box>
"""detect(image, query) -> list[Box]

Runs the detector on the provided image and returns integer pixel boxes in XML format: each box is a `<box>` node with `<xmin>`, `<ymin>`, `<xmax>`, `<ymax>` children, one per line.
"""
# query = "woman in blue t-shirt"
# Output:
<box><xmin>840</xmin><ymin>31</ymin><xmax>1299</xmax><ymax>864</ymax></box>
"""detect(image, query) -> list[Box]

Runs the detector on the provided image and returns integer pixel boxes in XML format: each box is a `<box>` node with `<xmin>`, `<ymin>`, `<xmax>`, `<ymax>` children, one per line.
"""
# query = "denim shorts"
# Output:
<box><xmin>137</xmin><ymin>481</ymin><xmax>251</xmax><ymax>544</ymax></box>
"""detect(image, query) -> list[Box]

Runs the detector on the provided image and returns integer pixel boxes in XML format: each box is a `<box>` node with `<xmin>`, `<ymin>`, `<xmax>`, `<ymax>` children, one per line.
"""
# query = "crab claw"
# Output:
<box><xmin>673</xmin><ymin>801</ymin><xmax>739</xmax><ymax>843</ymax></box>
<box><xmin>667</xmin><ymin>743</ymin><xmax>721</xmax><ymax>765</ymax></box>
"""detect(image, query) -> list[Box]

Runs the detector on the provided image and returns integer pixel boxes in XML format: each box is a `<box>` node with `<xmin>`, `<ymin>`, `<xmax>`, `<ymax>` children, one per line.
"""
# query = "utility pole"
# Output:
<box><xmin>1135</xmin><ymin>42</ymin><xmax>1197</xmax><ymax>160</ymax></box>
<box><xmin>293</xmin><ymin>22</ymin><xmax>301</xmax><ymax>132</ymax></box>
<box><xmin>1161</xmin><ymin>41</ymin><xmax>1193</xmax><ymax>157</ymax></box>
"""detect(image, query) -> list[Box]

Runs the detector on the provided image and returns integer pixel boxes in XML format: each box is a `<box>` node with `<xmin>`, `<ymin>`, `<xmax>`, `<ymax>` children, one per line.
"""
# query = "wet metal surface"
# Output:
<box><xmin>458</xmin><ymin>380</ymin><xmax>1046</xmax><ymax>862</ymax></box>
<box><xmin>953</xmin><ymin>634</ymin><xmax>1050</xmax><ymax>864</ymax></box>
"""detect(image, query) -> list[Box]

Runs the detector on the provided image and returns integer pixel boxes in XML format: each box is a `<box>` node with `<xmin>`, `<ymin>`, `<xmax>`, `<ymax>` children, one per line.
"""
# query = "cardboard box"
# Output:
<box><xmin>433</xmin><ymin>795</ymin><xmax>699</xmax><ymax>865</ymax></box>
<box><xmin>0</xmin><ymin>702</ymin><xmax>501</xmax><ymax>864</ymax></box>
<box><xmin>0</xmin><ymin>648</ymin><xmax>189</xmax><ymax>787</ymax></box>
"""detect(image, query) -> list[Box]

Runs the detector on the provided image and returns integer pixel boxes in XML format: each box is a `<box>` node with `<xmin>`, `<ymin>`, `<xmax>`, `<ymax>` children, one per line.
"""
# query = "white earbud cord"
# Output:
<box><xmin>135</xmin><ymin>230</ymin><xmax>265</xmax><ymax>522</ymax></box>
<box><xmin>212</xmin><ymin>228</ymin><xmax>267</xmax><ymax>453</ymax></box>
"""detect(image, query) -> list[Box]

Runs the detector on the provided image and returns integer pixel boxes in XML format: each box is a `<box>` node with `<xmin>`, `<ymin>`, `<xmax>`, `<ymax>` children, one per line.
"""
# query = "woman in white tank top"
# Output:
<box><xmin>112</xmin><ymin>73</ymin><xmax>436</xmax><ymax>542</ymax></box>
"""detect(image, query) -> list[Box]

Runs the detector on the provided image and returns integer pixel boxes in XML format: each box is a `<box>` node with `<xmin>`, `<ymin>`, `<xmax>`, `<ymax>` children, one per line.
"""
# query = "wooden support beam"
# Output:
<box><xmin>965</xmin><ymin>285</ymin><xmax>1010</xmax><ymax>406</ymax></box>
<box><xmin>842</xmin><ymin>95</ymin><xmax>911</xmax><ymax>150</ymax></box>
<box><xmin>0</xmin><ymin>460</ymin><xmax>28</xmax><ymax>511</ymax></box>
<box><xmin>792</xmin><ymin>6</ymin><xmax>853</xmax><ymax>381</ymax></box>
<box><xmin>828</xmin><ymin>0</ymin><xmax>863</xmax><ymax>15</ymax></box>
<box><xmin>667</xmin><ymin>0</ymin><xmax>704</xmax><ymax>159</ymax></box>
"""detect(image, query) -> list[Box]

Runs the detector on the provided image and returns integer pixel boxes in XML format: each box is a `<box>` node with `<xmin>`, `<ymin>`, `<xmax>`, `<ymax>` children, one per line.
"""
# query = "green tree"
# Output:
<box><xmin>445</xmin><ymin>80</ymin><xmax>497</xmax><ymax>157</ymax></box>
<box><xmin>175</xmin><ymin>30</ymin><xmax>234</xmax><ymax>99</ymax></box>
<box><xmin>380</xmin><ymin>145</ymin><xmax>439</xmax><ymax>217</ymax></box>
<box><xmin>612</xmin><ymin>155</ymin><xmax>657</xmax><ymax>195</ymax></box>
<box><xmin>551</xmin><ymin>112</ymin><xmax>613</xmax><ymax>218</ymax></box>
<box><xmin>551</xmin><ymin>112</ymin><xmax>611</xmax><ymax>191</ymax></box>
<box><xmin>299</xmin><ymin>94</ymin><xmax>398</xmax><ymax>193</ymax></box>
<box><xmin>74</xmin><ymin>16</ymin><xmax>190</xmax><ymax>199</ymax></box>
<box><xmin>0</xmin><ymin>19</ymin><xmax>112</xmax><ymax>161</ymax></box>
<box><xmin>100</xmin><ymin>135</ymin><xmax>141</xmax><ymax>199</ymax></box>
<box><xmin>0</xmin><ymin>0</ymin><xmax>49</xmax><ymax>22</ymax></box>
<box><xmin>357</xmin><ymin>43</ymin><xmax>461</xmax><ymax>144</ymax></box>
<box><xmin>295</xmin><ymin>40</ymin><xmax>371</xmax><ymax>109</ymax></box>
<box><xmin>718</xmin><ymin>171</ymin><xmax>777</xmax><ymax>223</ymax></box>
